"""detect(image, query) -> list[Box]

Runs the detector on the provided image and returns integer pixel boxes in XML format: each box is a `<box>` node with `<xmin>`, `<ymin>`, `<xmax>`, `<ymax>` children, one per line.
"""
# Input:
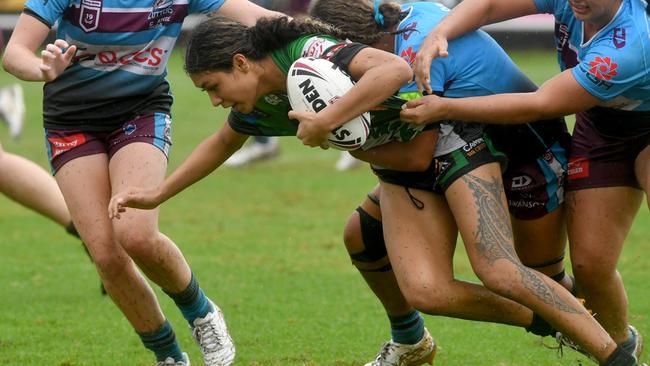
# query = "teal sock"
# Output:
<box><xmin>138</xmin><ymin>320</ymin><xmax>184</xmax><ymax>362</ymax></box>
<box><xmin>165</xmin><ymin>273</ymin><xmax>213</xmax><ymax>325</ymax></box>
<box><xmin>388</xmin><ymin>311</ymin><xmax>425</xmax><ymax>345</ymax></box>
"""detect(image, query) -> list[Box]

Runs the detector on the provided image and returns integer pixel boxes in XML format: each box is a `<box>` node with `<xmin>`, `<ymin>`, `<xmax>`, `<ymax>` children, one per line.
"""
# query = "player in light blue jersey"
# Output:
<box><xmin>2</xmin><ymin>0</ymin><xmax>282</xmax><ymax>364</ymax></box>
<box><xmin>309</xmin><ymin>1</ymin><xmax>641</xmax><ymax>365</ymax></box>
<box><xmin>110</xmin><ymin>13</ymin><xmax>625</xmax><ymax>365</ymax></box>
<box><xmin>405</xmin><ymin>0</ymin><xmax>649</xmax><ymax>364</ymax></box>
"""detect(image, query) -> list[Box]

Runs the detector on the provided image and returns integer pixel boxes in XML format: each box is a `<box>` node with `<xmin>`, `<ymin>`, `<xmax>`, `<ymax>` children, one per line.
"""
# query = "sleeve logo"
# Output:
<box><xmin>588</xmin><ymin>56</ymin><xmax>618</xmax><ymax>80</ymax></box>
<box><xmin>400</xmin><ymin>46</ymin><xmax>417</xmax><ymax>66</ymax></box>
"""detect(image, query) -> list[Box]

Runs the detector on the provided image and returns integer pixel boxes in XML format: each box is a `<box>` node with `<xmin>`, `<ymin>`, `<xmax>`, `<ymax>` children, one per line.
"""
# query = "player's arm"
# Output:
<box><xmin>401</xmin><ymin>69</ymin><xmax>601</xmax><ymax>125</ymax></box>
<box><xmin>215</xmin><ymin>0</ymin><xmax>285</xmax><ymax>26</ymax></box>
<box><xmin>2</xmin><ymin>13</ymin><xmax>75</xmax><ymax>81</ymax></box>
<box><xmin>414</xmin><ymin>0</ymin><xmax>538</xmax><ymax>93</ymax></box>
<box><xmin>291</xmin><ymin>47</ymin><xmax>412</xmax><ymax>147</ymax></box>
<box><xmin>351</xmin><ymin>130</ymin><xmax>438</xmax><ymax>172</ymax></box>
<box><xmin>109</xmin><ymin>123</ymin><xmax>249</xmax><ymax>218</ymax></box>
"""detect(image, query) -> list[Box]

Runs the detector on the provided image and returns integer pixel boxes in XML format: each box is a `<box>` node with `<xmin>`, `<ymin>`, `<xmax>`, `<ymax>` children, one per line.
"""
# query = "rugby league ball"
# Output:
<box><xmin>287</xmin><ymin>57</ymin><xmax>371</xmax><ymax>150</ymax></box>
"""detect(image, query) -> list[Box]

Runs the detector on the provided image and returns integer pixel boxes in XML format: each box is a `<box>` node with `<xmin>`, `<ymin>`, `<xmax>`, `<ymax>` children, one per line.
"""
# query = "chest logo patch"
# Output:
<box><xmin>79</xmin><ymin>0</ymin><xmax>102</xmax><ymax>32</ymax></box>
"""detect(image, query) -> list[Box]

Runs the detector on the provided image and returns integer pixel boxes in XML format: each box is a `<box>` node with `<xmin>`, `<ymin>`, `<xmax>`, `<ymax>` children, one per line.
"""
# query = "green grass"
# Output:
<box><xmin>0</xmin><ymin>49</ymin><xmax>647</xmax><ymax>365</ymax></box>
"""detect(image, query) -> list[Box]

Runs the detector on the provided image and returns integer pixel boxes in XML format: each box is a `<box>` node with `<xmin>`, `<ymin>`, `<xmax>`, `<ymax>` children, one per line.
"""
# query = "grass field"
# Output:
<box><xmin>0</xmin><ymin>49</ymin><xmax>648</xmax><ymax>366</ymax></box>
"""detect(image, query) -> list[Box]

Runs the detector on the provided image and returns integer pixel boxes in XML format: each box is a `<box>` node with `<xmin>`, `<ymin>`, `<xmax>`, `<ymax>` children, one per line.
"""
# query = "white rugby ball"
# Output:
<box><xmin>287</xmin><ymin>57</ymin><xmax>371</xmax><ymax>151</ymax></box>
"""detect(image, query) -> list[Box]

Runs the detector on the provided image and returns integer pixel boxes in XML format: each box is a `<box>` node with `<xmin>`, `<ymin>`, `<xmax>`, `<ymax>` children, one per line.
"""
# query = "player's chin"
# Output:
<box><xmin>233</xmin><ymin>104</ymin><xmax>253</xmax><ymax>113</ymax></box>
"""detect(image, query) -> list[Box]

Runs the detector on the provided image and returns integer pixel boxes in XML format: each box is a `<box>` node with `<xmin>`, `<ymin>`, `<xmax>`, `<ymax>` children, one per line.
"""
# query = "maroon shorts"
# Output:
<box><xmin>567</xmin><ymin>108</ymin><xmax>650</xmax><ymax>191</ymax></box>
<box><xmin>502</xmin><ymin>140</ymin><xmax>568</xmax><ymax>220</ymax></box>
<box><xmin>45</xmin><ymin>112</ymin><xmax>172</xmax><ymax>174</ymax></box>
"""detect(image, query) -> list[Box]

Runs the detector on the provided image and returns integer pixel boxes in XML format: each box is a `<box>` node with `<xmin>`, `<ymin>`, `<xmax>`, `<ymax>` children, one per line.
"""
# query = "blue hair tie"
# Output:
<box><xmin>373</xmin><ymin>0</ymin><xmax>385</xmax><ymax>27</ymax></box>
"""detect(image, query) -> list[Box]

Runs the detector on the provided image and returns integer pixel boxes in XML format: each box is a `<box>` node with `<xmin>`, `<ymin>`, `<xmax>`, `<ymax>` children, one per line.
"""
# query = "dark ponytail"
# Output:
<box><xmin>310</xmin><ymin>0</ymin><xmax>404</xmax><ymax>45</ymax></box>
<box><xmin>185</xmin><ymin>15</ymin><xmax>346</xmax><ymax>75</ymax></box>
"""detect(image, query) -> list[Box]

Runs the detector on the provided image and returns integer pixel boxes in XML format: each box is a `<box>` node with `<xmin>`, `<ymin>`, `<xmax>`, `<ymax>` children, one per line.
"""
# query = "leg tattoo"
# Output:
<box><xmin>462</xmin><ymin>173</ymin><xmax>580</xmax><ymax>314</ymax></box>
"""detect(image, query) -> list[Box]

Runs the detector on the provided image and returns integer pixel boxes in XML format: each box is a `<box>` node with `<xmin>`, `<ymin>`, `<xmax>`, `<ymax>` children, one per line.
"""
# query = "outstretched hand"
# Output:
<box><xmin>413</xmin><ymin>32</ymin><xmax>449</xmax><ymax>95</ymax></box>
<box><xmin>39</xmin><ymin>39</ymin><xmax>77</xmax><ymax>82</ymax></box>
<box><xmin>400</xmin><ymin>95</ymin><xmax>447</xmax><ymax>125</ymax></box>
<box><xmin>289</xmin><ymin>110</ymin><xmax>330</xmax><ymax>149</ymax></box>
<box><xmin>108</xmin><ymin>187</ymin><xmax>162</xmax><ymax>219</ymax></box>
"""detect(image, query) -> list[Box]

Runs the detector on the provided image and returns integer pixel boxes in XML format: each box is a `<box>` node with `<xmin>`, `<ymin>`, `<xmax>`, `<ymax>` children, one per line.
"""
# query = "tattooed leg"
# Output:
<box><xmin>444</xmin><ymin>162</ymin><xmax>616</xmax><ymax>363</ymax></box>
<box><xmin>378</xmin><ymin>181</ymin><xmax>533</xmax><ymax>326</ymax></box>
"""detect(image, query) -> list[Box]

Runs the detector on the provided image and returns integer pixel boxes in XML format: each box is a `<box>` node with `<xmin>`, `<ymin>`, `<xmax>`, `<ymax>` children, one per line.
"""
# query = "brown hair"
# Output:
<box><xmin>309</xmin><ymin>0</ymin><xmax>403</xmax><ymax>44</ymax></box>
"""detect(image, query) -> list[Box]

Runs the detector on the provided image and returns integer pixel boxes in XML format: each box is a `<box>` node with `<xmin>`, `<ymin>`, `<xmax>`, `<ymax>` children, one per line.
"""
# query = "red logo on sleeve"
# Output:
<box><xmin>588</xmin><ymin>56</ymin><xmax>618</xmax><ymax>80</ymax></box>
<box><xmin>400</xmin><ymin>46</ymin><xmax>417</xmax><ymax>66</ymax></box>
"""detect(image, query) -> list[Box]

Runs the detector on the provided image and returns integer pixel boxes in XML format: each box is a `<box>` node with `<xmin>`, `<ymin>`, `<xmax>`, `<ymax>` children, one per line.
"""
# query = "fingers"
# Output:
<box><xmin>405</xmin><ymin>98</ymin><xmax>424</xmax><ymax>108</ymax></box>
<box><xmin>63</xmin><ymin>45</ymin><xmax>77</xmax><ymax>62</ymax></box>
<box><xmin>108</xmin><ymin>197</ymin><xmax>125</xmax><ymax>219</ymax></box>
<box><xmin>287</xmin><ymin>110</ymin><xmax>304</xmax><ymax>120</ymax></box>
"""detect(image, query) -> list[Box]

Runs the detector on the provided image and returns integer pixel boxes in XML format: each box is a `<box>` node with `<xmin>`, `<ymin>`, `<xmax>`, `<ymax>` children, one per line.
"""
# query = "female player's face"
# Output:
<box><xmin>190</xmin><ymin>67</ymin><xmax>260</xmax><ymax>114</ymax></box>
<box><xmin>568</xmin><ymin>0</ymin><xmax>621</xmax><ymax>23</ymax></box>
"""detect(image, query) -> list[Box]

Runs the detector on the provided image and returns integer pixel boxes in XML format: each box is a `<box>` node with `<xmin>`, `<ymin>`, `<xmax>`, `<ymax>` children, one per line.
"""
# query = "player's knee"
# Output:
<box><xmin>343</xmin><ymin>211</ymin><xmax>364</xmax><ymax>254</ymax></box>
<box><xmin>404</xmin><ymin>286</ymin><xmax>453</xmax><ymax>315</ymax></box>
<box><xmin>347</xmin><ymin>206</ymin><xmax>391</xmax><ymax>272</ymax></box>
<box><xmin>114</xmin><ymin>226</ymin><xmax>160</xmax><ymax>260</ymax></box>
<box><xmin>90</xmin><ymin>244</ymin><xmax>131</xmax><ymax>277</ymax></box>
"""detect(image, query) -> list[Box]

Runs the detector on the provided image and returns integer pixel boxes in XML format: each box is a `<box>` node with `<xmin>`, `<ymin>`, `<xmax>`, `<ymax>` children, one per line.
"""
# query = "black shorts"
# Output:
<box><xmin>373</xmin><ymin>128</ymin><xmax>505</xmax><ymax>194</ymax></box>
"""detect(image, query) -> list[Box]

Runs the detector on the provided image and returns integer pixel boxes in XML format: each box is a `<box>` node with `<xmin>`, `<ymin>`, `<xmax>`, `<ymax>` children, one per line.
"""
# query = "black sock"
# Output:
<box><xmin>65</xmin><ymin>222</ymin><xmax>80</xmax><ymax>239</ymax></box>
<box><xmin>601</xmin><ymin>344</ymin><xmax>636</xmax><ymax>366</ymax></box>
<box><xmin>525</xmin><ymin>313</ymin><xmax>555</xmax><ymax>337</ymax></box>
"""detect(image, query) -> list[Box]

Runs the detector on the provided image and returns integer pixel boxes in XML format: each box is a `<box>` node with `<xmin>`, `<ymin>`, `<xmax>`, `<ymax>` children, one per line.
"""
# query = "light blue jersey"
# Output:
<box><xmin>395</xmin><ymin>2</ymin><xmax>560</xmax><ymax>157</ymax></box>
<box><xmin>534</xmin><ymin>0</ymin><xmax>650</xmax><ymax>111</ymax></box>
<box><xmin>395</xmin><ymin>2</ymin><xmax>538</xmax><ymax>98</ymax></box>
<box><xmin>25</xmin><ymin>0</ymin><xmax>224</xmax><ymax>129</ymax></box>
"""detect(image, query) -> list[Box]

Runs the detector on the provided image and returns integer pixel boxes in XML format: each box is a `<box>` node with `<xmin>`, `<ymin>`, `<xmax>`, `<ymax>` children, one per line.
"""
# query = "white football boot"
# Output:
<box><xmin>155</xmin><ymin>352</ymin><xmax>190</xmax><ymax>366</ymax></box>
<box><xmin>191</xmin><ymin>301</ymin><xmax>235</xmax><ymax>366</ymax></box>
<box><xmin>335</xmin><ymin>151</ymin><xmax>363</xmax><ymax>171</ymax></box>
<box><xmin>0</xmin><ymin>84</ymin><xmax>25</xmax><ymax>140</ymax></box>
<box><xmin>365</xmin><ymin>328</ymin><xmax>436</xmax><ymax>366</ymax></box>
<box><xmin>223</xmin><ymin>137</ymin><xmax>279</xmax><ymax>167</ymax></box>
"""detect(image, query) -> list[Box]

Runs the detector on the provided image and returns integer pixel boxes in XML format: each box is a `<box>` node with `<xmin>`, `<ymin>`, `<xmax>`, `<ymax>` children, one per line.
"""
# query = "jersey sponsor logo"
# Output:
<box><xmin>588</xmin><ymin>56</ymin><xmax>618</xmax><ymax>81</ymax></box>
<box><xmin>511</xmin><ymin>175</ymin><xmax>533</xmax><ymax>189</ymax></box>
<box><xmin>567</xmin><ymin>157</ymin><xmax>590</xmax><ymax>180</ymax></box>
<box><xmin>401</xmin><ymin>22</ymin><xmax>418</xmax><ymax>41</ymax></box>
<box><xmin>96</xmin><ymin>47</ymin><xmax>167</xmax><ymax>66</ymax></box>
<box><xmin>613</xmin><ymin>27</ymin><xmax>626</xmax><ymax>48</ymax></box>
<box><xmin>48</xmin><ymin>133</ymin><xmax>87</xmax><ymax>159</ymax></box>
<box><xmin>79</xmin><ymin>0</ymin><xmax>102</xmax><ymax>32</ymax></box>
<box><xmin>148</xmin><ymin>0</ymin><xmax>174</xmax><ymax>28</ymax></box>
<box><xmin>400</xmin><ymin>46</ymin><xmax>417</xmax><ymax>66</ymax></box>
<box><xmin>71</xmin><ymin>37</ymin><xmax>174</xmax><ymax>75</ymax></box>
<box><xmin>303</xmin><ymin>38</ymin><xmax>335</xmax><ymax>58</ymax></box>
